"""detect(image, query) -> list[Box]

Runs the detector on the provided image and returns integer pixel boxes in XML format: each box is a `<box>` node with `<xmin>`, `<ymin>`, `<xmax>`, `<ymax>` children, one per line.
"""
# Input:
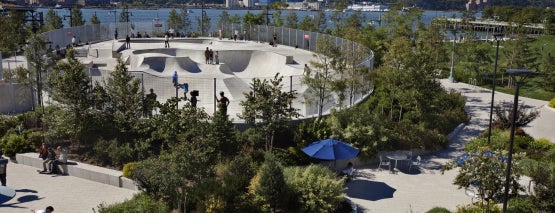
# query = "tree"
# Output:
<box><xmin>284</xmin><ymin>10</ymin><xmax>298</xmax><ymax>29</ymax></box>
<box><xmin>70</xmin><ymin>6</ymin><xmax>85</xmax><ymax>27</ymax></box>
<box><xmin>90</xmin><ymin>12</ymin><xmax>100</xmax><ymax>25</ymax></box>
<box><xmin>253</xmin><ymin>153</ymin><xmax>288</xmax><ymax>213</ymax></box>
<box><xmin>180</xmin><ymin>7</ymin><xmax>192</xmax><ymax>34</ymax></box>
<box><xmin>44</xmin><ymin>9</ymin><xmax>63</xmax><ymax>31</ymax></box>
<box><xmin>217</xmin><ymin>11</ymin><xmax>231</xmax><ymax>39</ymax></box>
<box><xmin>272</xmin><ymin>10</ymin><xmax>283</xmax><ymax>27</ymax></box>
<box><xmin>493</xmin><ymin>101</ymin><xmax>540</xmax><ymax>130</ymax></box>
<box><xmin>102</xmin><ymin>57</ymin><xmax>143</xmax><ymax>135</ymax></box>
<box><xmin>341</xmin><ymin>41</ymin><xmax>372</xmax><ymax>106</ymax></box>
<box><xmin>243</xmin><ymin>11</ymin><xmax>264</xmax><ymax>26</ymax></box>
<box><xmin>48</xmin><ymin>48</ymin><xmax>92</xmax><ymax>143</ymax></box>
<box><xmin>302</xmin><ymin>36</ymin><xmax>341</xmax><ymax>119</ymax></box>
<box><xmin>239</xmin><ymin>73</ymin><xmax>299</xmax><ymax>152</ymax></box>
<box><xmin>196</xmin><ymin>13</ymin><xmax>211</xmax><ymax>36</ymax></box>
<box><xmin>442</xmin><ymin>149</ymin><xmax>524</xmax><ymax>211</ymax></box>
<box><xmin>540</xmin><ymin>52</ymin><xmax>555</xmax><ymax>91</ymax></box>
<box><xmin>0</xmin><ymin>11</ymin><xmax>27</xmax><ymax>58</ymax></box>
<box><xmin>167</xmin><ymin>9</ymin><xmax>182</xmax><ymax>31</ymax></box>
<box><xmin>298</xmin><ymin>15</ymin><xmax>314</xmax><ymax>32</ymax></box>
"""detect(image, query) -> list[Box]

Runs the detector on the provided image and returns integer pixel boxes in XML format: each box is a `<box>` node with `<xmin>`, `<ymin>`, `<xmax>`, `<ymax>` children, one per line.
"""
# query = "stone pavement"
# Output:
<box><xmin>346</xmin><ymin>79</ymin><xmax>554</xmax><ymax>213</ymax></box>
<box><xmin>0</xmin><ymin>162</ymin><xmax>136</xmax><ymax>213</ymax></box>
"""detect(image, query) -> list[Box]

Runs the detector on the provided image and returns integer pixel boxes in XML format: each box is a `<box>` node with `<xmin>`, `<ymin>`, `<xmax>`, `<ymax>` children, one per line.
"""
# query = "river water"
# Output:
<box><xmin>38</xmin><ymin>8</ymin><xmax>477</xmax><ymax>33</ymax></box>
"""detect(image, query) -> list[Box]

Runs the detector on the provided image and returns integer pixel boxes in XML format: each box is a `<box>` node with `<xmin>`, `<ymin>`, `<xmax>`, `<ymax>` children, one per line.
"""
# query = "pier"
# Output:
<box><xmin>437</xmin><ymin>18</ymin><xmax>550</xmax><ymax>38</ymax></box>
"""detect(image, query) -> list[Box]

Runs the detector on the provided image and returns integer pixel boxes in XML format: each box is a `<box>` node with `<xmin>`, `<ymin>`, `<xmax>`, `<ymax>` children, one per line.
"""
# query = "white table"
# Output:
<box><xmin>386</xmin><ymin>152</ymin><xmax>409</xmax><ymax>170</ymax></box>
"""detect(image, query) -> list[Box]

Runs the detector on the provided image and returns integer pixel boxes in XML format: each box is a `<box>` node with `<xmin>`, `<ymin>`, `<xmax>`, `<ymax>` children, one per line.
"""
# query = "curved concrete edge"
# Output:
<box><xmin>447</xmin><ymin>123</ymin><xmax>466</xmax><ymax>142</ymax></box>
<box><xmin>16</xmin><ymin>153</ymin><xmax>138</xmax><ymax>191</ymax></box>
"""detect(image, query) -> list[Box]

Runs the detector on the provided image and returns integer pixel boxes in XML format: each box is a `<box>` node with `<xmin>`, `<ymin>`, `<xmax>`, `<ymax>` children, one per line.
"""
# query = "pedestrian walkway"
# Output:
<box><xmin>346</xmin><ymin>79</ymin><xmax>554</xmax><ymax>212</ymax></box>
<box><xmin>0</xmin><ymin>162</ymin><xmax>136</xmax><ymax>213</ymax></box>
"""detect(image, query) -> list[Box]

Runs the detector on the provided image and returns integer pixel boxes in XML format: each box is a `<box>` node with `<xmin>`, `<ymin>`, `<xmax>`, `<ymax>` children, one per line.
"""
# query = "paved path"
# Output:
<box><xmin>0</xmin><ymin>162</ymin><xmax>136</xmax><ymax>213</ymax></box>
<box><xmin>346</xmin><ymin>79</ymin><xmax>554</xmax><ymax>213</ymax></box>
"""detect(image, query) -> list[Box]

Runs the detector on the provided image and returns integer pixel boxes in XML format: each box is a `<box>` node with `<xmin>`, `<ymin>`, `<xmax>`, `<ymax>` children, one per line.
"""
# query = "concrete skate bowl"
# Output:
<box><xmin>128</xmin><ymin>49</ymin><xmax>298</xmax><ymax>77</ymax></box>
<box><xmin>126</xmin><ymin>38</ymin><xmax>214</xmax><ymax>44</ymax></box>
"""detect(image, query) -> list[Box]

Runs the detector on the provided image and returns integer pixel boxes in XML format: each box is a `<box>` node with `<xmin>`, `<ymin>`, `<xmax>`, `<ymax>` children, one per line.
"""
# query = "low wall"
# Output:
<box><xmin>16</xmin><ymin>153</ymin><xmax>138</xmax><ymax>191</ymax></box>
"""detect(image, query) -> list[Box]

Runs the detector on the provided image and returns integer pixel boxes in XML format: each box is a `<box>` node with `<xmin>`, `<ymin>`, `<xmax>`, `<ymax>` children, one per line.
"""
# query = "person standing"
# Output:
<box><xmin>214</xmin><ymin>51</ymin><xmax>219</xmax><ymax>64</ymax></box>
<box><xmin>209</xmin><ymin>49</ymin><xmax>214</xmax><ymax>64</ymax></box>
<box><xmin>125</xmin><ymin>35</ymin><xmax>131</xmax><ymax>49</ymax></box>
<box><xmin>204</xmin><ymin>47</ymin><xmax>210</xmax><ymax>64</ymax></box>
<box><xmin>144</xmin><ymin>88</ymin><xmax>158</xmax><ymax>118</ymax></box>
<box><xmin>164</xmin><ymin>32</ymin><xmax>170</xmax><ymax>48</ymax></box>
<box><xmin>273</xmin><ymin>33</ymin><xmax>278</xmax><ymax>47</ymax></box>
<box><xmin>71</xmin><ymin>36</ymin><xmax>77</xmax><ymax>47</ymax></box>
<box><xmin>218</xmin><ymin>91</ymin><xmax>230</xmax><ymax>115</ymax></box>
<box><xmin>0</xmin><ymin>150</ymin><xmax>8</xmax><ymax>186</ymax></box>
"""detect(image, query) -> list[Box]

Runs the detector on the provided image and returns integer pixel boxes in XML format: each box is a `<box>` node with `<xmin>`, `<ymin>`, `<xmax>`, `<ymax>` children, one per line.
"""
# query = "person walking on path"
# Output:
<box><xmin>164</xmin><ymin>32</ymin><xmax>170</xmax><ymax>48</ymax></box>
<box><xmin>204</xmin><ymin>47</ymin><xmax>210</xmax><ymax>64</ymax></box>
<box><xmin>217</xmin><ymin>91</ymin><xmax>230</xmax><ymax>115</ymax></box>
<box><xmin>125</xmin><ymin>35</ymin><xmax>131</xmax><ymax>49</ymax></box>
<box><xmin>33</xmin><ymin>206</ymin><xmax>54</xmax><ymax>213</ymax></box>
<box><xmin>0</xmin><ymin>150</ymin><xmax>8</xmax><ymax>186</ymax></box>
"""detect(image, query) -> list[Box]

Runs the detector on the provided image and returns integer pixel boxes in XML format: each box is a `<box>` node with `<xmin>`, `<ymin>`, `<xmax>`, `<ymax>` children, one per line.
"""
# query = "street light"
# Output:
<box><xmin>448</xmin><ymin>28</ymin><xmax>456</xmax><ymax>83</ymax></box>
<box><xmin>486</xmin><ymin>33</ymin><xmax>504</xmax><ymax>144</ymax></box>
<box><xmin>502</xmin><ymin>69</ymin><xmax>535</xmax><ymax>213</ymax></box>
<box><xmin>109</xmin><ymin>10</ymin><xmax>117</xmax><ymax>39</ymax></box>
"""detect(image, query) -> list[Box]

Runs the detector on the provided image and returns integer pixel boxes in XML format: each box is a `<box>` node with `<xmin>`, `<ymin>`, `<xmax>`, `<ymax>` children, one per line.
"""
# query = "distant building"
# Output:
<box><xmin>466</xmin><ymin>0</ymin><xmax>489</xmax><ymax>11</ymax></box>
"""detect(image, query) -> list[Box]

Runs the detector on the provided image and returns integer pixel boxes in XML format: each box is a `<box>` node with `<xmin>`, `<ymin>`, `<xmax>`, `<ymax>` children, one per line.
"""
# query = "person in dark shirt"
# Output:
<box><xmin>218</xmin><ymin>92</ymin><xmax>230</xmax><ymax>115</ymax></box>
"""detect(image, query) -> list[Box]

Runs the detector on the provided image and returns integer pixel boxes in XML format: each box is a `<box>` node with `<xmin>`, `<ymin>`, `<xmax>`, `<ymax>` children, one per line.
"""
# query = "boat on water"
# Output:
<box><xmin>54</xmin><ymin>3</ymin><xmax>62</xmax><ymax>9</ymax></box>
<box><xmin>347</xmin><ymin>2</ymin><xmax>389</xmax><ymax>12</ymax></box>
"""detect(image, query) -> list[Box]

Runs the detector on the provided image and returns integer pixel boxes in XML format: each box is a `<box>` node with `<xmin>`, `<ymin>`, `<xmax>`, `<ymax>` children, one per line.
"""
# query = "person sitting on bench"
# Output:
<box><xmin>41</xmin><ymin>148</ymin><xmax>56</xmax><ymax>173</ymax></box>
<box><xmin>48</xmin><ymin>146</ymin><xmax>67</xmax><ymax>174</ymax></box>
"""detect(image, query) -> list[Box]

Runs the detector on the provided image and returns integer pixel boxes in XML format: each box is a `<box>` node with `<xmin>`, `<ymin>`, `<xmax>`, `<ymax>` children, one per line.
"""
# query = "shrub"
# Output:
<box><xmin>456</xmin><ymin>203</ymin><xmax>501</xmax><ymax>213</ymax></box>
<box><xmin>549</xmin><ymin>97</ymin><xmax>555</xmax><ymax>108</ymax></box>
<box><xmin>93</xmin><ymin>138</ymin><xmax>134</xmax><ymax>167</ymax></box>
<box><xmin>0</xmin><ymin>115</ymin><xmax>18</xmax><ymax>137</ymax></box>
<box><xmin>122</xmin><ymin>162</ymin><xmax>137</xmax><ymax>178</ymax></box>
<box><xmin>283</xmin><ymin>164</ymin><xmax>346</xmax><ymax>213</ymax></box>
<box><xmin>507</xmin><ymin>197</ymin><xmax>535</xmax><ymax>213</ymax></box>
<box><xmin>95</xmin><ymin>193</ymin><xmax>169</xmax><ymax>213</ymax></box>
<box><xmin>426</xmin><ymin>207</ymin><xmax>452</xmax><ymax>213</ymax></box>
<box><xmin>0</xmin><ymin>134</ymin><xmax>34</xmax><ymax>157</ymax></box>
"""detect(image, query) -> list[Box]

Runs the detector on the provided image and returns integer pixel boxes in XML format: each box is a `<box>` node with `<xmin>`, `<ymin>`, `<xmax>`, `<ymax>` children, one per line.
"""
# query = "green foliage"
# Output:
<box><xmin>253</xmin><ymin>153</ymin><xmax>288</xmax><ymax>212</ymax></box>
<box><xmin>493</xmin><ymin>101</ymin><xmax>540</xmax><ymax>130</ymax></box>
<box><xmin>70</xmin><ymin>6</ymin><xmax>85</xmax><ymax>27</ymax></box>
<box><xmin>519</xmin><ymin>155</ymin><xmax>555</xmax><ymax>212</ymax></box>
<box><xmin>443</xmin><ymin>149</ymin><xmax>523</xmax><ymax>208</ymax></box>
<box><xmin>95</xmin><ymin>193</ymin><xmax>169</xmax><ymax>213</ymax></box>
<box><xmin>0</xmin><ymin>116</ymin><xmax>18</xmax><ymax>138</ymax></box>
<box><xmin>122</xmin><ymin>162</ymin><xmax>137</xmax><ymax>178</ymax></box>
<box><xmin>455</xmin><ymin>203</ymin><xmax>501</xmax><ymax>213</ymax></box>
<box><xmin>549</xmin><ymin>97</ymin><xmax>555</xmax><ymax>108</ymax></box>
<box><xmin>507</xmin><ymin>197</ymin><xmax>536</xmax><ymax>213</ymax></box>
<box><xmin>284</xmin><ymin>10</ymin><xmax>298</xmax><ymax>29</ymax></box>
<box><xmin>283</xmin><ymin>164</ymin><xmax>345</xmax><ymax>213</ymax></box>
<box><xmin>44</xmin><ymin>9</ymin><xmax>64</xmax><ymax>30</ymax></box>
<box><xmin>464</xmin><ymin>128</ymin><xmax>535</xmax><ymax>154</ymax></box>
<box><xmin>426</xmin><ymin>207</ymin><xmax>452</xmax><ymax>213</ymax></box>
<box><xmin>0</xmin><ymin>11</ymin><xmax>27</xmax><ymax>57</ymax></box>
<box><xmin>90</xmin><ymin>13</ymin><xmax>100</xmax><ymax>25</ymax></box>
<box><xmin>239</xmin><ymin>73</ymin><xmax>300</xmax><ymax>151</ymax></box>
<box><xmin>0</xmin><ymin>134</ymin><xmax>33</xmax><ymax>157</ymax></box>
<box><xmin>93</xmin><ymin>138</ymin><xmax>134</xmax><ymax>167</ymax></box>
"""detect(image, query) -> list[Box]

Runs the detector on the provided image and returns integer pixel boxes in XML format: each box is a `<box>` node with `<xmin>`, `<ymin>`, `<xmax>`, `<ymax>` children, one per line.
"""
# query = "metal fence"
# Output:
<box><xmin>8</xmin><ymin>24</ymin><xmax>375</xmax><ymax>119</ymax></box>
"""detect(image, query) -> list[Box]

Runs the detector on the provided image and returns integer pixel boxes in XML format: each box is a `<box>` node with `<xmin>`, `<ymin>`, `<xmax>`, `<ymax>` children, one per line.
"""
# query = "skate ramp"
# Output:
<box><xmin>135</xmin><ymin>56</ymin><xmax>201</xmax><ymax>73</ymax></box>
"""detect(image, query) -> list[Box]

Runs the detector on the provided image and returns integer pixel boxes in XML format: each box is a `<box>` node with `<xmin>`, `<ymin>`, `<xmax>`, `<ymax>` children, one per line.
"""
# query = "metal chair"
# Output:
<box><xmin>409</xmin><ymin>155</ymin><xmax>421</xmax><ymax>172</ymax></box>
<box><xmin>378</xmin><ymin>154</ymin><xmax>391</xmax><ymax>171</ymax></box>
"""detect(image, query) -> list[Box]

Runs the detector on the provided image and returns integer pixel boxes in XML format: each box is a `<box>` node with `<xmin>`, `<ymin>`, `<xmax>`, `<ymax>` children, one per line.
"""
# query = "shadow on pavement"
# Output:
<box><xmin>347</xmin><ymin>180</ymin><xmax>396</xmax><ymax>201</ymax></box>
<box><xmin>16</xmin><ymin>189</ymin><xmax>38</xmax><ymax>193</ymax></box>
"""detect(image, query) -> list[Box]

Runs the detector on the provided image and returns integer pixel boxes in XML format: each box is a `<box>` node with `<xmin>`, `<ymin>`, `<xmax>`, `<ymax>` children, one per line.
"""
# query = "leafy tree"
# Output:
<box><xmin>269</xmin><ymin>0</ymin><xmax>288</xmax><ymax>10</ymax></box>
<box><xmin>284</xmin><ymin>10</ymin><xmax>298</xmax><ymax>29</ymax></box>
<box><xmin>217</xmin><ymin>11</ymin><xmax>232</xmax><ymax>39</ymax></box>
<box><xmin>209</xmin><ymin>109</ymin><xmax>239</xmax><ymax>159</ymax></box>
<box><xmin>167</xmin><ymin>9</ymin><xmax>182</xmax><ymax>31</ymax></box>
<box><xmin>302</xmin><ymin>36</ymin><xmax>341</xmax><ymax>119</ymax></box>
<box><xmin>504</xmin><ymin>34</ymin><xmax>539</xmax><ymax>71</ymax></box>
<box><xmin>520</xmin><ymin>155</ymin><xmax>555</xmax><ymax>212</ymax></box>
<box><xmin>283</xmin><ymin>165</ymin><xmax>345</xmax><ymax>212</ymax></box>
<box><xmin>0</xmin><ymin>11</ymin><xmax>28</xmax><ymax>58</ymax></box>
<box><xmin>90</xmin><ymin>12</ymin><xmax>100</xmax><ymax>25</ymax></box>
<box><xmin>48</xmin><ymin>49</ymin><xmax>92</xmax><ymax>144</ymax></box>
<box><xmin>313</xmin><ymin>10</ymin><xmax>327</xmax><ymax>33</ymax></box>
<box><xmin>341</xmin><ymin>41</ymin><xmax>372</xmax><ymax>106</ymax></box>
<box><xmin>70</xmin><ymin>6</ymin><xmax>85</xmax><ymax>27</ymax></box>
<box><xmin>196</xmin><ymin>13</ymin><xmax>211</xmax><ymax>36</ymax></box>
<box><xmin>239</xmin><ymin>73</ymin><xmax>299</xmax><ymax>151</ymax></box>
<box><xmin>442</xmin><ymin>149</ymin><xmax>524</xmax><ymax>210</ymax></box>
<box><xmin>253</xmin><ymin>153</ymin><xmax>288</xmax><ymax>213</ymax></box>
<box><xmin>298</xmin><ymin>15</ymin><xmax>314</xmax><ymax>31</ymax></box>
<box><xmin>102</xmin><ymin>57</ymin><xmax>143</xmax><ymax>135</ymax></box>
<box><xmin>44</xmin><ymin>9</ymin><xmax>63</xmax><ymax>31</ymax></box>
<box><xmin>243</xmin><ymin>11</ymin><xmax>264</xmax><ymax>26</ymax></box>
<box><xmin>540</xmin><ymin>52</ymin><xmax>555</xmax><ymax>91</ymax></box>
<box><xmin>272</xmin><ymin>10</ymin><xmax>283</xmax><ymax>27</ymax></box>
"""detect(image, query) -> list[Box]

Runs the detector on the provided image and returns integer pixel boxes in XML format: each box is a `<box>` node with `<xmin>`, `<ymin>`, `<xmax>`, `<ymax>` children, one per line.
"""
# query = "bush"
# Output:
<box><xmin>426</xmin><ymin>207</ymin><xmax>452</xmax><ymax>213</ymax></box>
<box><xmin>549</xmin><ymin>97</ymin><xmax>555</xmax><ymax>108</ymax></box>
<box><xmin>0</xmin><ymin>134</ymin><xmax>34</xmax><ymax>157</ymax></box>
<box><xmin>283</xmin><ymin>164</ymin><xmax>346</xmax><ymax>213</ymax></box>
<box><xmin>95</xmin><ymin>193</ymin><xmax>169</xmax><ymax>213</ymax></box>
<box><xmin>0</xmin><ymin>115</ymin><xmax>18</xmax><ymax>137</ymax></box>
<box><xmin>122</xmin><ymin>162</ymin><xmax>137</xmax><ymax>178</ymax></box>
<box><xmin>456</xmin><ymin>203</ymin><xmax>501</xmax><ymax>213</ymax></box>
<box><xmin>93</xmin><ymin>138</ymin><xmax>134</xmax><ymax>167</ymax></box>
<box><xmin>507</xmin><ymin>197</ymin><xmax>535</xmax><ymax>213</ymax></box>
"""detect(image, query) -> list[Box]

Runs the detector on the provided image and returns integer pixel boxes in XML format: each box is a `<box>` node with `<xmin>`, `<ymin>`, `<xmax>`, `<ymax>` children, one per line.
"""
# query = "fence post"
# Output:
<box><xmin>213</xmin><ymin>78</ymin><xmax>217</xmax><ymax>114</ymax></box>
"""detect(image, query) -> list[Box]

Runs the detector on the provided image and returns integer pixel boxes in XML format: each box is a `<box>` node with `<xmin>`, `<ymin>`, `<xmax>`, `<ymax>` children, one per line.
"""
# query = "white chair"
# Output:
<box><xmin>378</xmin><ymin>155</ymin><xmax>391</xmax><ymax>171</ymax></box>
<box><xmin>409</xmin><ymin>155</ymin><xmax>421</xmax><ymax>172</ymax></box>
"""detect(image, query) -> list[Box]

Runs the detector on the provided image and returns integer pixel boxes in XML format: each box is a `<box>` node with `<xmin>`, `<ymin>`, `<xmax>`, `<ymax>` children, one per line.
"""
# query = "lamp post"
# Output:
<box><xmin>109</xmin><ymin>10</ymin><xmax>117</xmax><ymax>39</ymax></box>
<box><xmin>448</xmin><ymin>29</ymin><xmax>456</xmax><ymax>83</ymax></box>
<box><xmin>486</xmin><ymin>33</ymin><xmax>504</xmax><ymax>144</ymax></box>
<box><xmin>502</xmin><ymin>69</ymin><xmax>534</xmax><ymax>213</ymax></box>
<box><xmin>201</xmin><ymin>0</ymin><xmax>205</xmax><ymax>36</ymax></box>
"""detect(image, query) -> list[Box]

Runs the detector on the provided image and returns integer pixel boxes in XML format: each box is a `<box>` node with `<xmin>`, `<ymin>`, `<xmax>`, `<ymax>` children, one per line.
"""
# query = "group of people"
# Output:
<box><xmin>204</xmin><ymin>47</ymin><xmax>219</xmax><ymax>64</ymax></box>
<box><xmin>38</xmin><ymin>143</ymin><xmax>67</xmax><ymax>175</ymax></box>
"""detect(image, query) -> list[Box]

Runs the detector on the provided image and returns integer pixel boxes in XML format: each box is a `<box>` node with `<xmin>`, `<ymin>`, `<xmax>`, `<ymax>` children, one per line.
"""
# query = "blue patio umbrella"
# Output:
<box><xmin>302</xmin><ymin>138</ymin><xmax>359</xmax><ymax>160</ymax></box>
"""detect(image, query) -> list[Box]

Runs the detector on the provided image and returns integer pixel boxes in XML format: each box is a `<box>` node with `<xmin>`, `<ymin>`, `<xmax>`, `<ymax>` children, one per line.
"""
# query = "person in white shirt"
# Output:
<box><xmin>48</xmin><ymin>146</ymin><xmax>67</xmax><ymax>174</ymax></box>
<box><xmin>32</xmin><ymin>206</ymin><xmax>54</xmax><ymax>213</ymax></box>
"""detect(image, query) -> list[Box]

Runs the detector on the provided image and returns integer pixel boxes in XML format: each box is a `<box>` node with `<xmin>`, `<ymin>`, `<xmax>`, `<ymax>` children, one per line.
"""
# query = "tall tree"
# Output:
<box><xmin>254</xmin><ymin>153</ymin><xmax>287</xmax><ymax>213</ymax></box>
<box><xmin>48</xmin><ymin>48</ymin><xmax>92</xmax><ymax>143</ymax></box>
<box><xmin>302</xmin><ymin>36</ymin><xmax>341</xmax><ymax>119</ymax></box>
<box><xmin>44</xmin><ymin>9</ymin><xmax>63</xmax><ymax>31</ymax></box>
<box><xmin>196</xmin><ymin>13</ymin><xmax>211</xmax><ymax>36</ymax></box>
<box><xmin>0</xmin><ymin>11</ymin><xmax>27</xmax><ymax>57</ymax></box>
<box><xmin>180</xmin><ymin>7</ymin><xmax>191</xmax><ymax>34</ymax></box>
<box><xmin>167</xmin><ymin>9</ymin><xmax>182</xmax><ymax>31</ymax></box>
<box><xmin>90</xmin><ymin>12</ymin><xmax>100</xmax><ymax>25</ymax></box>
<box><xmin>284</xmin><ymin>10</ymin><xmax>298</xmax><ymax>29</ymax></box>
<box><xmin>272</xmin><ymin>10</ymin><xmax>283</xmax><ymax>27</ymax></box>
<box><xmin>217</xmin><ymin>11</ymin><xmax>231</xmax><ymax>38</ymax></box>
<box><xmin>103</xmin><ymin>57</ymin><xmax>143</xmax><ymax>135</ymax></box>
<box><xmin>70</xmin><ymin>6</ymin><xmax>85</xmax><ymax>27</ymax></box>
<box><xmin>239</xmin><ymin>73</ymin><xmax>299</xmax><ymax>152</ymax></box>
